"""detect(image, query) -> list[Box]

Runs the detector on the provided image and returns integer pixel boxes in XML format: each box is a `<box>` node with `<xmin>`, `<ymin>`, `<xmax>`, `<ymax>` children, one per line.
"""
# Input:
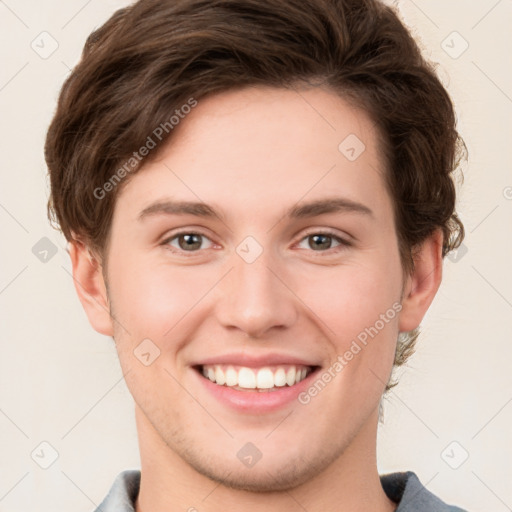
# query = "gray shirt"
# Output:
<box><xmin>94</xmin><ymin>469</ymin><xmax>468</xmax><ymax>511</ymax></box>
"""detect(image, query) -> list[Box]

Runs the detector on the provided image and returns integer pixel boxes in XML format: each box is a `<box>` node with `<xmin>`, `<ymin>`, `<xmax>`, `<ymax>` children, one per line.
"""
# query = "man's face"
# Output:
<box><xmin>103</xmin><ymin>86</ymin><xmax>405</xmax><ymax>490</ymax></box>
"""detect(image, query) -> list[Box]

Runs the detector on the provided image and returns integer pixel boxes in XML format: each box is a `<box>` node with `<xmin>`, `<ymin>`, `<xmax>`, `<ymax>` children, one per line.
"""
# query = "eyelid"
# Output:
<box><xmin>298</xmin><ymin>227</ymin><xmax>351</xmax><ymax>241</ymax></box>
<box><xmin>160</xmin><ymin>227</ymin><xmax>352</xmax><ymax>255</ymax></box>
<box><xmin>161</xmin><ymin>229</ymin><xmax>217</xmax><ymax>253</ymax></box>
<box><xmin>295</xmin><ymin>228</ymin><xmax>352</xmax><ymax>251</ymax></box>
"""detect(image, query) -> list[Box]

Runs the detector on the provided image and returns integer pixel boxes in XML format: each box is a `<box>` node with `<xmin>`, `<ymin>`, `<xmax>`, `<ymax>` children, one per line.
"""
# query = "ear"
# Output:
<box><xmin>398</xmin><ymin>229</ymin><xmax>443</xmax><ymax>333</ymax></box>
<box><xmin>68</xmin><ymin>239</ymin><xmax>114</xmax><ymax>336</ymax></box>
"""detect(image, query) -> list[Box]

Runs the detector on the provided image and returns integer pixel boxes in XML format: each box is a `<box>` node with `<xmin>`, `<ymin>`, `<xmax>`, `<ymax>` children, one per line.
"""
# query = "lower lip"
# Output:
<box><xmin>194</xmin><ymin>367</ymin><xmax>320</xmax><ymax>414</ymax></box>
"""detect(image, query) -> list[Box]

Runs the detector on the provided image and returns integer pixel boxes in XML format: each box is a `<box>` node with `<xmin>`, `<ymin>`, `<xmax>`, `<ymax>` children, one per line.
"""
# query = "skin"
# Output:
<box><xmin>70</xmin><ymin>85</ymin><xmax>442</xmax><ymax>512</ymax></box>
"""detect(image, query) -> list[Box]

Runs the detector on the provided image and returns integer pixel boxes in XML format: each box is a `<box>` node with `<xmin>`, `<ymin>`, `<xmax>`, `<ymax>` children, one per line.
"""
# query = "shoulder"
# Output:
<box><xmin>380</xmin><ymin>471</ymin><xmax>468</xmax><ymax>512</ymax></box>
<box><xmin>93</xmin><ymin>469</ymin><xmax>141</xmax><ymax>512</ymax></box>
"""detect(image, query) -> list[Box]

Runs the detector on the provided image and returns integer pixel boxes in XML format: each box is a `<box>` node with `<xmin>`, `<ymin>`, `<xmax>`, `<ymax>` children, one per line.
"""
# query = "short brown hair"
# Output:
<box><xmin>45</xmin><ymin>0</ymin><xmax>465</xmax><ymax>390</ymax></box>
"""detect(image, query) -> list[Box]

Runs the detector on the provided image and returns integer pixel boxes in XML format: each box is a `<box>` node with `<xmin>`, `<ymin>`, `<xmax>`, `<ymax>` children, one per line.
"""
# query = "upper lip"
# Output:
<box><xmin>192</xmin><ymin>352</ymin><xmax>321</xmax><ymax>369</ymax></box>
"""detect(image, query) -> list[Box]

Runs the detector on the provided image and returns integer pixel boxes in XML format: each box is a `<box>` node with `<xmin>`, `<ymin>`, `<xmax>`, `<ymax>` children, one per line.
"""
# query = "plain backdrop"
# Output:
<box><xmin>0</xmin><ymin>1</ymin><xmax>511</xmax><ymax>511</ymax></box>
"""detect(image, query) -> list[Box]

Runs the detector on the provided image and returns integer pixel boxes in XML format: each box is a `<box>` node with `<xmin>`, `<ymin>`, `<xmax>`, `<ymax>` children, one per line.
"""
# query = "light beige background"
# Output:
<box><xmin>0</xmin><ymin>1</ymin><xmax>511</xmax><ymax>511</ymax></box>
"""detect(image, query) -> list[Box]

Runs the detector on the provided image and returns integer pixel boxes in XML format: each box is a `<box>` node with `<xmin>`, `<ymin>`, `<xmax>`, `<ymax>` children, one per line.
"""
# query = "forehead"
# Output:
<box><xmin>115</xmin><ymin>85</ymin><xmax>392</xmax><ymax>224</ymax></box>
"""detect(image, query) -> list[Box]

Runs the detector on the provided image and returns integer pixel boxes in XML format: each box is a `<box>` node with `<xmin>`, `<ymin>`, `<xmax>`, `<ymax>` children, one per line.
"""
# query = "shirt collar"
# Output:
<box><xmin>95</xmin><ymin>469</ymin><xmax>463</xmax><ymax>512</ymax></box>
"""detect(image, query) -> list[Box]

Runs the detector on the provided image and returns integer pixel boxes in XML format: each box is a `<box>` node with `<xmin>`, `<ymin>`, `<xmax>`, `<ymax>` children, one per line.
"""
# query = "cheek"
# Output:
<box><xmin>301</xmin><ymin>261</ymin><xmax>402</xmax><ymax>336</ymax></box>
<box><xmin>109</xmin><ymin>237</ymin><xmax>403</xmax><ymax>352</ymax></box>
<box><xmin>296</xmin><ymin>252</ymin><xmax>403</xmax><ymax>391</ymax></box>
<box><xmin>109</xmin><ymin>252</ymin><xmax>215</xmax><ymax>339</ymax></box>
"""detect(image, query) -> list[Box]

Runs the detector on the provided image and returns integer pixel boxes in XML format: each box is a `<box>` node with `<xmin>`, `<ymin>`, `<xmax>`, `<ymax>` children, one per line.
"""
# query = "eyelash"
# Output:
<box><xmin>161</xmin><ymin>229</ymin><xmax>352</xmax><ymax>256</ymax></box>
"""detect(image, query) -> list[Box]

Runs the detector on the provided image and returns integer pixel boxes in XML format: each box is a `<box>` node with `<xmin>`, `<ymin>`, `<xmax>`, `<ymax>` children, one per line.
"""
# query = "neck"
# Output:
<box><xmin>134</xmin><ymin>405</ymin><xmax>396</xmax><ymax>512</ymax></box>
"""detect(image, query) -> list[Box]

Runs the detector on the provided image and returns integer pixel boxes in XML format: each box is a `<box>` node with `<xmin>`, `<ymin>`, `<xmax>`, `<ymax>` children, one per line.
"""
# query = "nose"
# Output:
<box><xmin>214</xmin><ymin>251</ymin><xmax>298</xmax><ymax>339</ymax></box>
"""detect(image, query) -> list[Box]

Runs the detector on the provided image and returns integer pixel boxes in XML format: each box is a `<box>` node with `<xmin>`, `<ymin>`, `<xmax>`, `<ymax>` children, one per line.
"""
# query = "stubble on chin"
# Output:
<box><xmin>157</xmin><ymin>424</ymin><xmax>350</xmax><ymax>493</ymax></box>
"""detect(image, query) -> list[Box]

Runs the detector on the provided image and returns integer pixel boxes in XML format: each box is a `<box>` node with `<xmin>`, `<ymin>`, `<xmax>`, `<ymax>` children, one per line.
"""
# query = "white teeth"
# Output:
<box><xmin>238</xmin><ymin>367</ymin><xmax>256</xmax><ymax>389</ymax></box>
<box><xmin>274</xmin><ymin>368</ymin><xmax>287</xmax><ymax>387</ymax></box>
<box><xmin>225</xmin><ymin>366</ymin><xmax>238</xmax><ymax>386</ymax></box>
<box><xmin>286</xmin><ymin>367</ymin><xmax>296</xmax><ymax>386</ymax></box>
<box><xmin>200</xmin><ymin>364</ymin><xmax>311</xmax><ymax>389</ymax></box>
<box><xmin>215</xmin><ymin>366</ymin><xmax>226</xmax><ymax>385</ymax></box>
<box><xmin>256</xmin><ymin>368</ymin><xmax>274</xmax><ymax>389</ymax></box>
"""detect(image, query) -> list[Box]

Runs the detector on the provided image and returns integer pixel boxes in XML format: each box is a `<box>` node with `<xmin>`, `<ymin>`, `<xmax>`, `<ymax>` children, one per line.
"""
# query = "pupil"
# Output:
<box><xmin>310</xmin><ymin>234</ymin><xmax>331</xmax><ymax>250</ymax></box>
<box><xmin>179</xmin><ymin>234</ymin><xmax>201</xmax><ymax>250</ymax></box>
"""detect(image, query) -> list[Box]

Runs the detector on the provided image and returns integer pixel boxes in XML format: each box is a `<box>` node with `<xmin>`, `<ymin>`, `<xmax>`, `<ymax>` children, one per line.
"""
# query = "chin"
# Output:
<box><xmin>183</xmin><ymin>445</ymin><xmax>341</xmax><ymax>493</ymax></box>
<box><xmin>197</xmin><ymin>464</ymin><xmax>308</xmax><ymax>493</ymax></box>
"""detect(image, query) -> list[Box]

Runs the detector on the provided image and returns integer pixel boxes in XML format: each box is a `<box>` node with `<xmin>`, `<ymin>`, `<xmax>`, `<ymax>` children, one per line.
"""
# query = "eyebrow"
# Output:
<box><xmin>138</xmin><ymin>197</ymin><xmax>374</xmax><ymax>222</ymax></box>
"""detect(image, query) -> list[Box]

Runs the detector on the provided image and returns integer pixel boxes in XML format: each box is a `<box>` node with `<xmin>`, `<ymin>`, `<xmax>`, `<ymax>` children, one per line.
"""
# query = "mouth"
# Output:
<box><xmin>193</xmin><ymin>364</ymin><xmax>320</xmax><ymax>392</ymax></box>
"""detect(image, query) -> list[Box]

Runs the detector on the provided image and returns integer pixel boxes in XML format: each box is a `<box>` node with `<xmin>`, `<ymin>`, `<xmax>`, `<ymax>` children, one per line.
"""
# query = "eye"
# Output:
<box><xmin>163</xmin><ymin>232</ymin><xmax>214</xmax><ymax>252</ymax></box>
<box><xmin>296</xmin><ymin>232</ymin><xmax>350</xmax><ymax>252</ymax></box>
<box><xmin>161</xmin><ymin>230</ymin><xmax>350</xmax><ymax>255</ymax></box>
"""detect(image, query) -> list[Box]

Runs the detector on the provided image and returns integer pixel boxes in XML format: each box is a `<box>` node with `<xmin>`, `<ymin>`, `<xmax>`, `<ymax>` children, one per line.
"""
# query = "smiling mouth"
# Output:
<box><xmin>195</xmin><ymin>364</ymin><xmax>320</xmax><ymax>392</ymax></box>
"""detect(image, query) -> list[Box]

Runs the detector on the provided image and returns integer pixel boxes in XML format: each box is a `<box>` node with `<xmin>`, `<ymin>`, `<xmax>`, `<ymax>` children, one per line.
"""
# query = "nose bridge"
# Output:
<box><xmin>215</xmin><ymin>246</ymin><xmax>297</xmax><ymax>338</ymax></box>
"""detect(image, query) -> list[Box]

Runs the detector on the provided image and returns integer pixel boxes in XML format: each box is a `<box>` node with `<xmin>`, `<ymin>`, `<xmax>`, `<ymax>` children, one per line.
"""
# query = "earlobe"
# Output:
<box><xmin>398</xmin><ymin>229</ymin><xmax>444</xmax><ymax>333</ymax></box>
<box><xmin>68</xmin><ymin>239</ymin><xmax>114</xmax><ymax>336</ymax></box>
